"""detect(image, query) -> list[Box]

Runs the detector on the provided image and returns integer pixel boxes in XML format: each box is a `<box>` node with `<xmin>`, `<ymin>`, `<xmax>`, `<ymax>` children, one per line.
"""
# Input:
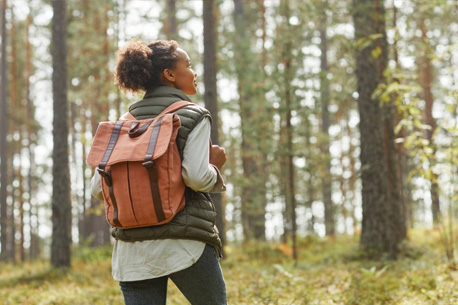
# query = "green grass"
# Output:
<box><xmin>0</xmin><ymin>228</ymin><xmax>457</xmax><ymax>304</ymax></box>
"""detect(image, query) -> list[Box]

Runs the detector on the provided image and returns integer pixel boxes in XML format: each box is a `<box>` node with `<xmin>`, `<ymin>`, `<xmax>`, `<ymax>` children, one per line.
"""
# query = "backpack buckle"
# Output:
<box><xmin>97</xmin><ymin>167</ymin><xmax>108</xmax><ymax>177</ymax></box>
<box><xmin>142</xmin><ymin>160</ymin><xmax>156</xmax><ymax>168</ymax></box>
<box><xmin>97</xmin><ymin>168</ymin><xmax>112</xmax><ymax>187</ymax></box>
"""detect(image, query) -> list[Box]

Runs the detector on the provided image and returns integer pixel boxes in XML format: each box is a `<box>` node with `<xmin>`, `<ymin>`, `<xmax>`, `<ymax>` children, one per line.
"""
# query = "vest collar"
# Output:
<box><xmin>143</xmin><ymin>86</ymin><xmax>192</xmax><ymax>102</ymax></box>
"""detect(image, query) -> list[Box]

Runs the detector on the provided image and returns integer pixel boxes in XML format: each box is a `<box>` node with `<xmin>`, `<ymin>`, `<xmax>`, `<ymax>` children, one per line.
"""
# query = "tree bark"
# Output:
<box><xmin>8</xmin><ymin>5</ymin><xmax>17</xmax><ymax>263</ymax></box>
<box><xmin>79</xmin><ymin>108</ymin><xmax>89</xmax><ymax>243</ymax></box>
<box><xmin>165</xmin><ymin>0</ymin><xmax>177</xmax><ymax>40</ymax></box>
<box><xmin>419</xmin><ymin>18</ymin><xmax>440</xmax><ymax>227</ymax></box>
<box><xmin>233</xmin><ymin>0</ymin><xmax>267</xmax><ymax>241</ymax></box>
<box><xmin>318</xmin><ymin>0</ymin><xmax>335</xmax><ymax>236</ymax></box>
<box><xmin>280</xmin><ymin>0</ymin><xmax>297</xmax><ymax>261</ymax></box>
<box><xmin>25</xmin><ymin>10</ymin><xmax>39</xmax><ymax>260</ymax></box>
<box><xmin>87</xmin><ymin>3</ymin><xmax>111</xmax><ymax>247</ymax></box>
<box><xmin>353</xmin><ymin>0</ymin><xmax>405</xmax><ymax>259</ymax></box>
<box><xmin>51</xmin><ymin>0</ymin><xmax>72</xmax><ymax>268</ymax></box>
<box><xmin>18</xmin><ymin>166</ymin><xmax>25</xmax><ymax>261</ymax></box>
<box><xmin>0</xmin><ymin>0</ymin><xmax>7</xmax><ymax>261</ymax></box>
<box><xmin>392</xmin><ymin>2</ymin><xmax>412</xmax><ymax>229</ymax></box>
<box><xmin>203</xmin><ymin>0</ymin><xmax>226</xmax><ymax>252</ymax></box>
<box><xmin>305</xmin><ymin>112</ymin><xmax>316</xmax><ymax>234</ymax></box>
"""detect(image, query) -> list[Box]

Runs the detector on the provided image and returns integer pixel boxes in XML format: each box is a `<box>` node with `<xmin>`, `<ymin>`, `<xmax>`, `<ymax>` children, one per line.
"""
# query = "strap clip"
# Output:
<box><xmin>97</xmin><ymin>168</ymin><xmax>112</xmax><ymax>187</ymax></box>
<box><xmin>142</xmin><ymin>160</ymin><xmax>156</xmax><ymax>169</ymax></box>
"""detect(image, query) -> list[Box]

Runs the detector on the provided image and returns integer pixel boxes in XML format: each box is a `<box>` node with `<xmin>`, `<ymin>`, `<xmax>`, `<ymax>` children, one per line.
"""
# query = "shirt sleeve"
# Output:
<box><xmin>182</xmin><ymin>117</ymin><xmax>226</xmax><ymax>193</ymax></box>
<box><xmin>91</xmin><ymin>171</ymin><xmax>104</xmax><ymax>201</ymax></box>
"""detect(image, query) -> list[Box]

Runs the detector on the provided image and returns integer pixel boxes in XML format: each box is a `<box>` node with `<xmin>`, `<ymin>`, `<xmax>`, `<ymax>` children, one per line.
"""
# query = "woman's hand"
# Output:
<box><xmin>210</xmin><ymin>145</ymin><xmax>226</xmax><ymax>170</ymax></box>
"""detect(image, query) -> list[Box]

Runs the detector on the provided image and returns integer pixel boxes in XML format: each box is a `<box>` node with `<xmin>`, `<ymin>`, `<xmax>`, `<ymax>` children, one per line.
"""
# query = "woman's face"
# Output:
<box><xmin>165</xmin><ymin>48</ymin><xmax>197</xmax><ymax>95</ymax></box>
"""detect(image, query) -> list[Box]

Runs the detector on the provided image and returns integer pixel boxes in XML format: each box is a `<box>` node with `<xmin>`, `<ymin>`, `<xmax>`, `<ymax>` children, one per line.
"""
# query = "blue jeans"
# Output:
<box><xmin>119</xmin><ymin>244</ymin><xmax>227</xmax><ymax>305</ymax></box>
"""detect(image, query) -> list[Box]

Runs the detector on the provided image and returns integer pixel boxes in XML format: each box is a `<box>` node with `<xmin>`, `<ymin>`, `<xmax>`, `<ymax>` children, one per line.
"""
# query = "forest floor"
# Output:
<box><xmin>0</xmin><ymin>227</ymin><xmax>457</xmax><ymax>305</ymax></box>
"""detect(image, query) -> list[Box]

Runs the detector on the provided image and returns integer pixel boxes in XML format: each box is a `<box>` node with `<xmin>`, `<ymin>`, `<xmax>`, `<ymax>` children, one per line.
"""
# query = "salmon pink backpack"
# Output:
<box><xmin>87</xmin><ymin>101</ymin><xmax>194</xmax><ymax>229</ymax></box>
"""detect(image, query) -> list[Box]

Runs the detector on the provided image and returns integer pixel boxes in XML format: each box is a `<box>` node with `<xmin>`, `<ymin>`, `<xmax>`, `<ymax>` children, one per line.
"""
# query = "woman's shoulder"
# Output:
<box><xmin>176</xmin><ymin>102</ymin><xmax>211</xmax><ymax>126</ymax></box>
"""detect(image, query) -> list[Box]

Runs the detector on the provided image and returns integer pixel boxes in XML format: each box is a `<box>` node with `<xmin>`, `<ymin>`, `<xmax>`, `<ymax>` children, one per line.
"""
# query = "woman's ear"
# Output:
<box><xmin>163</xmin><ymin>69</ymin><xmax>175</xmax><ymax>83</ymax></box>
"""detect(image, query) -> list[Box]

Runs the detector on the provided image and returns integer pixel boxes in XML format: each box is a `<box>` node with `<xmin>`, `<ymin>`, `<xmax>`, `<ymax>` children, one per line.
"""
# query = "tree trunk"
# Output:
<box><xmin>280</xmin><ymin>0</ymin><xmax>297</xmax><ymax>261</ymax></box>
<box><xmin>203</xmin><ymin>0</ymin><xmax>226</xmax><ymax>252</ymax></box>
<box><xmin>51</xmin><ymin>0</ymin><xmax>72</xmax><ymax>268</ymax></box>
<box><xmin>9</xmin><ymin>163</ymin><xmax>16</xmax><ymax>263</ymax></box>
<box><xmin>346</xmin><ymin>120</ymin><xmax>359</xmax><ymax>233</ymax></box>
<box><xmin>318</xmin><ymin>0</ymin><xmax>335</xmax><ymax>236</ymax></box>
<box><xmin>18</xmin><ymin>166</ymin><xmax>25</xmax><ymax>262</ymax></box>
<box><xmin>113</xmin><ymin>0</ymin><xmax>123</xmax><ymax>118</ymax></box>
<box><xmin>419</xmin><ymin>18</ymin><xmax>440</xmax><ymax>227</ymax></box>
<box><xmin>392</xmin><ymin>2</ymin><xmax>412</xmax><ymax>230</ymax></box>
<box><xmin>165</xmin><ymin>0</ymin><xmax>177</xmax><ymax>40</ymax></box>
<box><xmin>79</xmin><ymin>109</ymin><xmax>89</xmax><ymax>243</ymax></box>
<box><xmin>305</xmin><ymin>112</ymin><xmax>316</xmax><ymax>234</ymax></box>
<box><xmin>233</xmin><ymin>0</ymin><xmax>266</xmax><ymax>241</ymax></box>
<box><xmin>86</xmin><ymin>4</ymin><xmax>111</xmax><ymax>247</ymax></box>
<box><xmin>0</xmin><ymin>0</ymin><xmax>8</xmax><ymax>261</ymax></box>
<box><xmin>25</xmin><ymin>10</ymin><xmax>39</xmax><ymax>260</ymax></box>
<box><xmin>8</xmin><ymin>5</ymin><xmax>17</xmax><ymax>263</ymax></box>
<box><xmin>353</xmin><ymin>0</ymin><xmax>405</xmax><ymax>259</ymax></box>
<box><xmin>70</xmin><ymin>101</ymin><xmax>82</xmax><ymax>243</ymax></box>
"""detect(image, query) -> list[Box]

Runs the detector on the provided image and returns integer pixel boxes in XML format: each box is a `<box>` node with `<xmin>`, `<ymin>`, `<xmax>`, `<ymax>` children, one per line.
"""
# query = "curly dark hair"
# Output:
<box><xmin>114</xmin><ymin>39</ymin><xmax>179</xmax><ymax>93</ymax></box>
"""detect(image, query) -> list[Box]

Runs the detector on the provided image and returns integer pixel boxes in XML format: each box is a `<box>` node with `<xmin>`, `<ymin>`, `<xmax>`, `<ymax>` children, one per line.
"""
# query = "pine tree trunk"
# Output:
<box><xmin>25</xmin><ymin>10</ymin><xmax>39</xmax><ymax>260</ymax></box>
<box><xmin>70</xmin><ymin>101</ymin><xmax>82</xmax><ymax>243</ymax></box>
<box><xmin>353</xmin><ymin>0</ymin><xmax>405</xmax><ymax>259</ymax></box>
<box><xmin>392</xmin><ymin>2</ymin><xmax>412</xmax><ymax>230</ymax></box>
<box><xmin>305</xmin><ymin>113</ymin><xmax>316</xmax><ymax>234</ymax></box>
<box><xmin>9</xmin><ymin>164</ymin><xmax>16</xmax><ymax>263</ymax></box>
<box><xmin>165</xmin><ymin>0</ymin><xmax>177</xmax><ymax>40</ymax></box>
<box><xmin>87</xmin><ymin>4</ymin><xmax>111</xmax><ymax>247</ymax></box>
<box><xmin>8</xmin><ymin>7</ymin><xmax>17</xmax><ymax>263</ymax></box>
<box><xmin>233</xmin><ymin>0</ymin><xmax>266</xmax><ymax>241</ymax></box>
<box><xmin>281</xmin><ymin>0</ymin><xmax>297</xmax><ymax>261</ymax></box>
<box><xmin>51</xmin><ymin>0</ymin><xmax>72</xmax><ymax>268</ymax></box>
<box><xmin>0</xmin><ymin>0</ymin><xmax>8</xmax><ymax>261</ymax></box>
<box><xmin>79</xmin><ymin>110</ymin><xmax>88</xmax><ymax>243</ymax></box>
<box><xmin>319</xmin><ymin>1</ymin><xmax>335</xmax><ymax>236</ymax></box>
<box><xmin>419</xmin><ymin>18</ymin><xmax>440</xmax><ymax>227</ymax></box>
<box><xmin>346</xmin><ymin>121</ymin><xmax>359</xmax><ymax>233</ymax></box>
<box><xmin>203</xmin><ymin>0</ymin><xmax>226</xmax><ymax>252</ymax></box>
<box><xmin>114</xmin><ymin>0</ymin><xmax>123</xmax><ymax>118</ymax></box>
<box><xmin>18</xmin><ymin>166</ymin><xmax>25</xmax><ymax>262</ymax></box>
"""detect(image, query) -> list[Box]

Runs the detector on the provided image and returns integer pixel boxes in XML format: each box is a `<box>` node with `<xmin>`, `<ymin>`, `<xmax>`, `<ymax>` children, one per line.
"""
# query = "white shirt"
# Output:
<box><xmin>91</xmin><ymin>117</ymin><xmax>225</xmax><ymax>281</ymax></box>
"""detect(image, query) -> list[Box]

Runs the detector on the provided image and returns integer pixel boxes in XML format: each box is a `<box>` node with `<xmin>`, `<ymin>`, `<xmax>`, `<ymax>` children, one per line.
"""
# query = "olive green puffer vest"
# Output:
<box><xmin>110</xmin><ymin>86</ymin><xmax>222</xmax><ymax>257</ymax></box>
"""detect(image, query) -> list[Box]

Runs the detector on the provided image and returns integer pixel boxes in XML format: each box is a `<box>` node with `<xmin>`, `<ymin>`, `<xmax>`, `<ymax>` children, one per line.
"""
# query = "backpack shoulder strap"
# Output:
<box><xmin>120</xmin><ymin>101</ymin><xmax>194</xmax><ymax>121</ymax></box>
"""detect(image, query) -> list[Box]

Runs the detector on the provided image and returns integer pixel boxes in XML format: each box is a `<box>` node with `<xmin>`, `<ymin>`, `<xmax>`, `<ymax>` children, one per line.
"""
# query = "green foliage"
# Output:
<box><xmin>73</xmin><ymin>244</ymin><xmax>112</xmax><ymax>263</ymax></box>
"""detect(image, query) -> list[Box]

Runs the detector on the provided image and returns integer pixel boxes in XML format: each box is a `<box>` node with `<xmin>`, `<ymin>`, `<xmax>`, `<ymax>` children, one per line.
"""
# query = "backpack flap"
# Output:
<box><xmin>86</xmin><ymin>113</ymin><xmax>180</xmax><ymax>168</ymax></box>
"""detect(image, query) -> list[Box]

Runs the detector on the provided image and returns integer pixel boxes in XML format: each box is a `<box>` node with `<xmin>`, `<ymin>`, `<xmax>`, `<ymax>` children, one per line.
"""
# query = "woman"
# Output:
<box><xmin>91</xmin><ymin>39</ymin><xmax>227</xmax><ymax>305</ymax></box>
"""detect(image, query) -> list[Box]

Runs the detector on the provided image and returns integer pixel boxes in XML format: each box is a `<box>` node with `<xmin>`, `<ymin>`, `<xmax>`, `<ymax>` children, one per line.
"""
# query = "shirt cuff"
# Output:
<box><xmin>210</xmin><ymin>165</ymin><xmax>226</xmax><ymax>193</ymax></box>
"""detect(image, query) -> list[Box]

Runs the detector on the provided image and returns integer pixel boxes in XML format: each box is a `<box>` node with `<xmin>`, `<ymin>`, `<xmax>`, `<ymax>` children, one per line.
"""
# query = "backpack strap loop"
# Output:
<box><xmin>98</xmin><ymin>120</ymin><xmax>124</xmax><ymax>171</ymax></box>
